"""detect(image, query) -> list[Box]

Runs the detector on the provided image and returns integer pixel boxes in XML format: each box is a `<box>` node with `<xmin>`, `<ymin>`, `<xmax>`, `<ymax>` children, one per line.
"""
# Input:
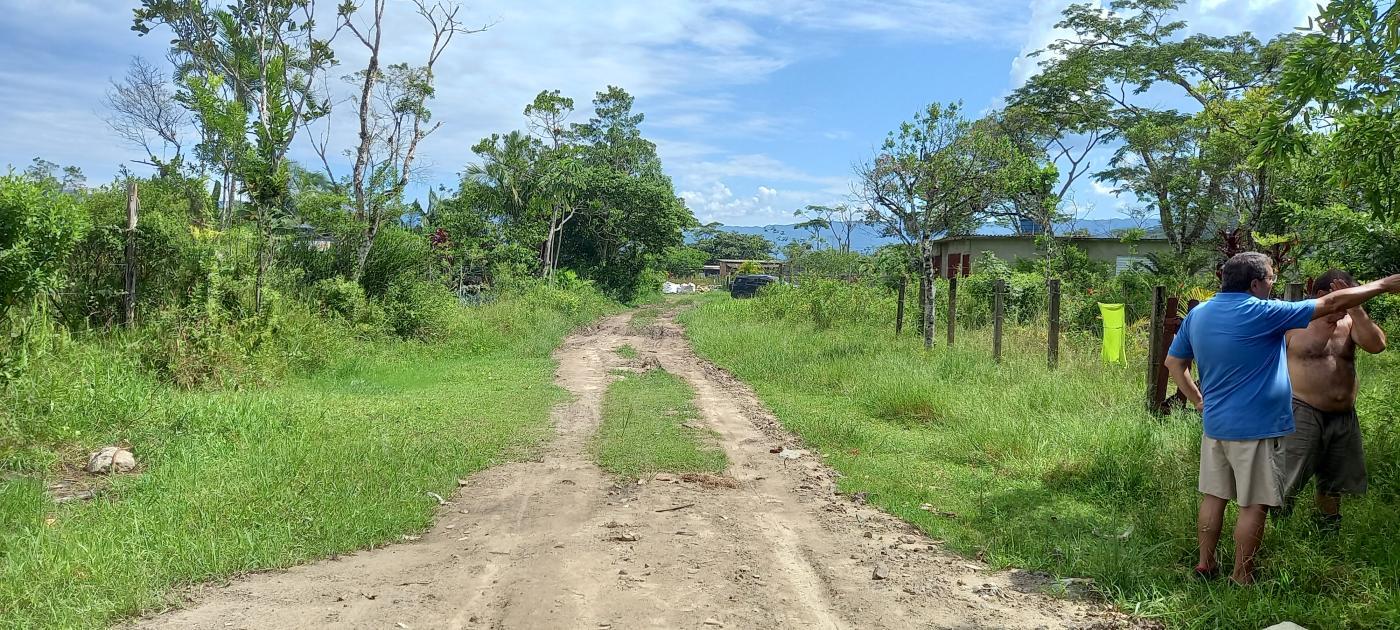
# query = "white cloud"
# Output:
<box><xmin>1090</xmin><ymin>179</ymin><xmax>1116</xmax><ymax>196</ymax></box>
<box><xmin>681</xmin><ymin>180</ymin><xmax>838</xmax><ymax>226</ymax></box>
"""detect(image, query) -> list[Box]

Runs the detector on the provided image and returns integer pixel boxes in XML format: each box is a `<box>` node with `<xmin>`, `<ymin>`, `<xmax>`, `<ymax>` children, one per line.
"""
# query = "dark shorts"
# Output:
<box><xmin>1280</xmin><ymin>398</ymin><xmax>1367</xmax><ymax>511</ymax></box>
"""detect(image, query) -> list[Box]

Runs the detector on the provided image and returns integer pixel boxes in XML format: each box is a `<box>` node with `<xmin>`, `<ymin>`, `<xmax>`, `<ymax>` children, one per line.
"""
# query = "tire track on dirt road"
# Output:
<box><xmin>130</xmin><ymin>308</ymin><xmax>1135</xmax><ymax>630</ymax></box>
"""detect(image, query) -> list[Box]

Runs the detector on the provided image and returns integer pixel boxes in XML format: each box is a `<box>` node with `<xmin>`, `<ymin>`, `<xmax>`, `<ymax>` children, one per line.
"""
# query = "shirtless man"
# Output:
<box><xmin>1281</xmin><ymin>269</ymin><xmax>1388</xmax><ymax>527</ymax></box>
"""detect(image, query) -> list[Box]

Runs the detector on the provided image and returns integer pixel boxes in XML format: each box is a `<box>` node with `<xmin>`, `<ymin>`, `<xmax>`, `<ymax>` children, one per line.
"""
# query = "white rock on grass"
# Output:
<box><xmin>87</xmin><ymin>447</ymin><xmax>136</xmax><ymax>474</ymax></box>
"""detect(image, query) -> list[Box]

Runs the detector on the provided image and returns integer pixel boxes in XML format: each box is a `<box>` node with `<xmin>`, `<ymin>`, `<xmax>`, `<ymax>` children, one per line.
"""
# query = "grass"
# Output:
<box><xmin>679</xmin><ymin>291</ymin><xmax>1400</xmax><ymax>629</ymax></box>
<box><xmin>0</xmin><ymin>290</ymin><xmax>610</xmax><ymax>629</ymax></box>
<box><xmin>617</xmin><ymin>344</ymin><xmax>639</xmax><ymax>360</ymax></box>
<box><xmin>594</xmin><ymin>368</ymin><xmax>727</xmax><ymax>479</ymax></box>
<box><xmin>629</xmin><ymin>305</ymin><xmax>662</xmax><ymax>331</ymax></box>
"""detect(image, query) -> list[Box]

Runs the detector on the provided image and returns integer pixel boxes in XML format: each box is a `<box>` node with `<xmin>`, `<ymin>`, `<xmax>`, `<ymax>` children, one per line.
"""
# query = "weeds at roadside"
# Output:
<box><xmin>617</xmin><ymin>344</ymin><xmax>639</xmax><ymax>360</ymax></box>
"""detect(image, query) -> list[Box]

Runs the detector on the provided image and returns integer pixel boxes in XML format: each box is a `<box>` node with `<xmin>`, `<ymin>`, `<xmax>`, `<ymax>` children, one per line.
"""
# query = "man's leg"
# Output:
<box><xmin>1196</xmin><ymin>436</ymin><xmax>1235</xmax><ymax>576</ymax></box>
<box><xmin>1226</xmin><ymin>437</ymin><xmax>1284</xmax><ymax>585</ymax></box>
<box><xmin>1197</xmin><ymin>493</ymin><xmax>1228</xmax><ymax>574</ymax></box>
<box><xmin>1314</xmin><ymin>407</ymin><xmax>1366</xmax><ymax>530</ymax></box>
<box><xmin>1315</xmin><ymin>493</ymin><xmax>1340</xmax><ymax>516</ymax></box>
<box><xmin>1232</xmin><ymin>504</ymin><xmax>1268</xmax><ymax>584</ymax></box>
<box><xmin>1279</xmin><ymin>400</ymin><xmax>1323</xmax><ymax>516</ymax></box>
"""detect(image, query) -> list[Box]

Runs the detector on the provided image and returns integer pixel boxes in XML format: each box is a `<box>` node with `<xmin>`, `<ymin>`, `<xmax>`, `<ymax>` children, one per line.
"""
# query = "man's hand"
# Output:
<box><xmin>1380</xmin><ymin>274</ymin><xmax>1400</xmax><ymax>293</ymax></box>
<box><xmin>1192</xmin><ymin>398</ymin><xmax>1204</xmax><ymax>413</ymax></box>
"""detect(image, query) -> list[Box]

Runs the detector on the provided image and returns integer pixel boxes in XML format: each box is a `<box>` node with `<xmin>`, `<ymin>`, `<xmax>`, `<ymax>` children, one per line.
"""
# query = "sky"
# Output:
<box><xmin>0</xmin><ymin>0</ymin><xmax>1317</xmax><ymax>227</ymax></box>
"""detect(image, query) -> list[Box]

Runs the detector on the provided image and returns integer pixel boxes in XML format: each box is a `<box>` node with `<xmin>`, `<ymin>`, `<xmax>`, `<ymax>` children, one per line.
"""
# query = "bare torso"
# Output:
<box><xmin>1287</xmin><ymin>315</ymin><xmax>1357</xmax><ymax>412</ymax></box>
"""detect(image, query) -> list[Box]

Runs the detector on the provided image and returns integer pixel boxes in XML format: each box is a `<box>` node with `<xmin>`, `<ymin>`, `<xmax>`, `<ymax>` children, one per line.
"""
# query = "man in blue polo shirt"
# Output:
<box><xmin>1165</xmin><ymin>252</ymin><xmax>1400</xmax><ymax>584</ymax></box>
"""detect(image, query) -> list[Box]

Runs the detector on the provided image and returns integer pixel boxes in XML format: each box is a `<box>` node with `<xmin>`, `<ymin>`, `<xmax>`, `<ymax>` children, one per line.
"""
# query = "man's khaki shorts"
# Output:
<box><xmin>1199</xmin><ymin>435</ymin><xmax>1285</xmax><ymax>507</ymax></box>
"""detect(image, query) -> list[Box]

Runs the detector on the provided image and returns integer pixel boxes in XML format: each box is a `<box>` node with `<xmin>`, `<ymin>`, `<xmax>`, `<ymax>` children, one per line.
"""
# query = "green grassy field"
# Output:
<box><xmin>594</xmin><ymin>367</ymin><xmax>727</xmax><ymax>479</ymax></box>
<box><xmin>679</xmin><ymin>293</ymin><xmax>1400</xmax><ymax>629</ymax></box>
<box><xmin>0</xmin><ymin>293</ymin><xmax>608</xmax><ymax>629</ymax></box>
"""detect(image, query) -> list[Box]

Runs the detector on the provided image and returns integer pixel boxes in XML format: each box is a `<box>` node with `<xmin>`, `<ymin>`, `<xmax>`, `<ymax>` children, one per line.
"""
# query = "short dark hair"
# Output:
<box><xmin>1220</xmin><ymin>252</ymin><xmax>1273</xmax><ymax>293</ymax></box>
<box><xmin>1313</xmin><ymin>268</ymin><xmax>1356</xmax><ymax>296</ymax></box>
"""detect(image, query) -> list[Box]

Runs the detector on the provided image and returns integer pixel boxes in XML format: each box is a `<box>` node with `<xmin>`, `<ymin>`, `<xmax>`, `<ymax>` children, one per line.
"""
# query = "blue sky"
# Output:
<box><xmin>1</xmin><ymin>0</ymin><xmax>1315</xmax><ymax>226</ymax></box>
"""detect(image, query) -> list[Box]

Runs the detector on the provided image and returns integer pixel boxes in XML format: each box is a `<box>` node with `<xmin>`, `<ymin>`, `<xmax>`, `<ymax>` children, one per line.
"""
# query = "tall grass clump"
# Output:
<box><xmin>680</xmin><ymin>282</ymin><xmax>1400</xmax><ymax>629</ymax></box>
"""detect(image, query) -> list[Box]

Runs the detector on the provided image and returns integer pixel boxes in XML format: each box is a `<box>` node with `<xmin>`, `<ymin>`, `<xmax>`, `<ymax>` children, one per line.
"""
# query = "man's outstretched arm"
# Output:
<box><xmin>1314</xmin><ymin>274</ymin><xmax>1400</xmax><ymax>320</ymax></box>
<box><xmin>1164</xmin><ymin>355</ymin><xmax>1204</xmax><ymax>412</ymax></box>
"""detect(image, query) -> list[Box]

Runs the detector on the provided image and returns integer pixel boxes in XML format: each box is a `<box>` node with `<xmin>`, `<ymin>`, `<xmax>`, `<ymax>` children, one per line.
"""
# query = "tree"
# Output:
<box><xmin>1014</xmin><ymin>0</ymin><xmax>1296</xmax><ymax>253</ymax></box>
<box><xmin>986</xmin><ymin>104</ymin><xmax>1100</xmax><ymax>235</ymax></box>
<box><xmin>310</xmin><ymin>0</ymin><xmax>479</xmax><ymax>284</ymax></box>
<box><xmin>554</xmin><ymin>87</ymin><xmax>694</xmax><ymax>300</ymax></box>
<box><xmin>857</xmin><ymin>102</ymin><xmax>1026</xmax><ymax>348</ymax></box>
<box><xmin>1265</xmin><ymin>0</ymin><xmax>1400</xmax><ymax>221</ymax></box>
<box><xmin>794</xmin><ymin>204</ymin><xmax>864</xmax><ymax>253</ymax></box>
<box><xmin>692</xmin><ymin>231</ymin><xmax>774</xmax><ymax>261</ymax></box>
<box><xmin>661</xmin><ymin>246</ymin><xmax>709</xmax><ymax>277</ymax></box>
<box><xmin>136</xmin><ymin>0</ymin><xmax>337</xmax><ymax>310</ymax></box>
<box><xmin>104</xmin><ymin>56</ymin><xmax>188</xmax><ymax>175</ymax></box>
<box><xmin>525</xmin><ymin>89</ymin><xmax>582</xmax><ymax>283</ymax></box>
<box><xmin>463</xmin><ymin>129</ymin><xmax>546</xmax><ymax>256</ymax></box>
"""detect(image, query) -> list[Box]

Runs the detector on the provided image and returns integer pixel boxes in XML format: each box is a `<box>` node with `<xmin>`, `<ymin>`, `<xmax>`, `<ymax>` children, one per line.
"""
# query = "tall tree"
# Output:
<box><xmin>857</xmin><ymin>102</ymin><xmax>1025</xmax><ymax>348</ymax></box>
<box><xmin>312</xmin><ymin>0</ymin><xmax>479</xmax><ymax>283</ymax></box>
<box><xmin>558</xmin><ymin>87</ymin><xmax>693</xmax><ymax>299</ymax></box>
<box><xmin>525</xmin><ymin>89</ymin><xmax>582</xmax><ymax>282</ymax></box>
<box><xmin>1014</xmin><ymin>0</ymin><xmax>1294</xmax><ymax>253</ymax></box>
<box><xmin>135</xmin><ymin>0</ymin><xmax>336</xmax><ymax>310</ymax></box>
<box><xmin>691</xmin><ymin>231</ymin><xmax>774</xmax><ymax>261</ymax></box>
<box><xmin>794</xmin><ymin>204</ymin><xmax>864</xmax><ymax>253</ymax></box>
<box><xmin>104</xmin><ymin>56</ymin><xmax>188</xmax><ymax>175</ymax></box>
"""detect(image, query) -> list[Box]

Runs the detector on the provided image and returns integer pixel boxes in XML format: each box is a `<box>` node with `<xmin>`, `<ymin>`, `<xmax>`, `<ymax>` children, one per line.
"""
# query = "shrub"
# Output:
<box><xmin>58</xmin><ymin>176</ymin><xmax>226</xmax><ymax>328</ymax></box>
<box><xmin>310</xmin><ymin>277</ymin><xmax>368</xmax><ymax>321</ymax></box>
<box><xmin>381</xmin><ymin>279</ymin><xmax>460</xmax><ymax>341</ymax></box>
<box><xmin>0</xmin><ymin>174</ymin><xmax>88</xmax><ymax>310</ymax></box>
<box><xmin>1</xmin><ymin>174</ymin><xmax>89</xmax><ymax>381</ymax></box>
<box><xmin>135</xmin><ymin>250</ymin><xmax>273</xmax><ymax>388</ymax></box>
<box><xmin>661</xmin><ymin>246</ymin><xmax>709</xmax><ymax>278</ymax></box>
<box><xmin>736</xmin><ymin>260</ymin><xmax>762</xmax><ymax>275</ymax></box>
<box><xmin>959</xmin><ymin>253</ymin><xmax>1048</xmax><ymax>326</ymax></box>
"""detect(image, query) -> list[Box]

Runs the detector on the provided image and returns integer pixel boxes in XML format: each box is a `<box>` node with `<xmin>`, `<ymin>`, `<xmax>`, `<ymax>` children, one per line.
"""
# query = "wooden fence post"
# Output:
<box><xmin>123</xmin><ymin>181</ymin><xmax>139</xmax><ymax>328</ymax></box>
<box><xmin>1285</xmin><ymin>282</ymin><xmax>1303</xmax><ymax>301</ymax></box>
<box><xmin>993</xmin><ymin>278</ymin><xmax>1005</xmax><ymax>363</ymax></box>
<box><xmin>946</xmin><ymin>275</ymin><xmax>958</xmax><ymax>346</ymax></box>
<box><xmin>1047</xmin><ymin>278</ymin><xmax>1061</xmax><ymax>369</ymax></box>
<box><xmin>895</xmin><ymin>274</ymin><xmax>907</xmax><ymax>336</ymax></box>
<box><xmin>1145</xmin><ymin>286</ymin><xmax>1165</xmax><ymax>414</ymax></box>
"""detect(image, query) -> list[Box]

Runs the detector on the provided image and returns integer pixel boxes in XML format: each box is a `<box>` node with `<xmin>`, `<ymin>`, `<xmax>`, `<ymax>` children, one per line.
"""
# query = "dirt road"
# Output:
<box><xmin>133</xmin><ymin>308</ymin><xmax>1130</xmax><ymax>630</ymax></box>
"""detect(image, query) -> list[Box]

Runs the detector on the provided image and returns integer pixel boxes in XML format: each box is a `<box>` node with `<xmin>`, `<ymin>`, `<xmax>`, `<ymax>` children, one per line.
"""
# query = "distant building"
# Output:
<box><xmin>930</xmin><ymin>232</ymin><xmax>1169</xmax><ymax>277</ymax></box>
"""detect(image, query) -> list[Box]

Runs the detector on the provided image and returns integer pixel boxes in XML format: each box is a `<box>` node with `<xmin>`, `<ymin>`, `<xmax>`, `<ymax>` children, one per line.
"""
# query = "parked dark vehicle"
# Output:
<box><xmin>730</xmin><ymin>274</ymin><xmax>777</xmax><ymax>299</ymax></box>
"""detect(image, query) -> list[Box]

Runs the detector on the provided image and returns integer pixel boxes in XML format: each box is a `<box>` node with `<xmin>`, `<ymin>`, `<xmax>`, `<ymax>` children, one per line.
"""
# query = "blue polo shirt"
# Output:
<box><xmin>1167</xmin><ymin>293</ymin><xmax>1318</xmax><ymax>440</ymax></box>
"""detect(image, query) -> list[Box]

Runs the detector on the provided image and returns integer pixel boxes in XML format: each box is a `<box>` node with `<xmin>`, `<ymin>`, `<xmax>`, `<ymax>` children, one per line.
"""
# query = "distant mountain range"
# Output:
<box><xmin>689</xmin><ymin>218</ymin><xmax>1164</xmax><ymax>254</ymax></box>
